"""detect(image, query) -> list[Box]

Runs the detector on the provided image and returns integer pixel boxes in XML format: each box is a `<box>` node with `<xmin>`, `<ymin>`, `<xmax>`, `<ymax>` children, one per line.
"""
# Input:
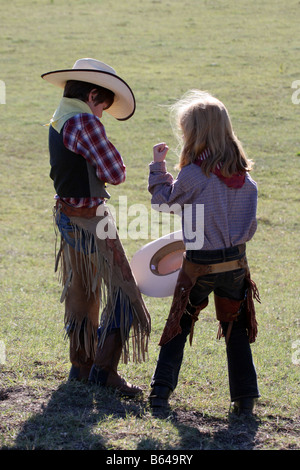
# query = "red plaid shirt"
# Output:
<box><xmin>56</xmin><ymin>113</ymin><xmax>126</xmax><ymax>208</ymax></box>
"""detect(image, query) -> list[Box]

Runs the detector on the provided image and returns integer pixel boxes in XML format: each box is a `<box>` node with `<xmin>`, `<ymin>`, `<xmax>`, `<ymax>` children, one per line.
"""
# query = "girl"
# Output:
<box><xmin>148</xmin><ymin>90</ymin><xmax>260</xmax><ymax>416</ymax></box>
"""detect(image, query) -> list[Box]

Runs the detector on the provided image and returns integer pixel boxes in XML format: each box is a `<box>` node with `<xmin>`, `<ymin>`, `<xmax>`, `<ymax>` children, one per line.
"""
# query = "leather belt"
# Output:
<box><xmin>56</xmin><ymin>200</ymin><xmax>100</xmax><ymax>218</ymax></box>
<box><xmin>181</xmin><ymin>255</ymin><xmax>245</xmax><ymax>282</ymax></box>
<box><xmin>206</xmin><ymin>259</ymin><xmax>243</xmax><ymax>274</ymax></box>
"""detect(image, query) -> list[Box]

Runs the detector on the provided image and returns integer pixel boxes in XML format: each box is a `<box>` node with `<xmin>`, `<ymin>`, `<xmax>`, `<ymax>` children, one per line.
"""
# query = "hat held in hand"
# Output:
<box><xmin>130</xmin><ymin>231</ymin><xmax>185</xmax><ymax>298</ymax></box>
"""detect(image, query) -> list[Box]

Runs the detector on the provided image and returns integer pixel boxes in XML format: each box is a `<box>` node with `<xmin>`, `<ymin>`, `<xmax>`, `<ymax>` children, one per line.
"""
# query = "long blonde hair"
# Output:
<box><xmin>171</xmin><ymin>90</ymin><xmax>254</xmax><ymax>177</ymax></box>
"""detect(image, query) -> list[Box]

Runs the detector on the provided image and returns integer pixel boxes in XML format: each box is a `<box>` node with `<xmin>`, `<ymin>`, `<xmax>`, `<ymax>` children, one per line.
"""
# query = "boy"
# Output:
<box><xmin>42</xmin><ymin>58</ymin><xmax>150</xmax><ymax>397</ymax></box>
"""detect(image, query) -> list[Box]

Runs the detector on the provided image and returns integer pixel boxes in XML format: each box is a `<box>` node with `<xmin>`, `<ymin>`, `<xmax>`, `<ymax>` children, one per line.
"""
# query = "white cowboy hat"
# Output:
<box><xmin>41</xmin><ymin>58</ymin><xmax>135</xmax><ymax>120</ymax></box>
<box><xmin>130</xmin><ymin>231</ymin><xmax>185</xmax><ymax>298</ymax></box>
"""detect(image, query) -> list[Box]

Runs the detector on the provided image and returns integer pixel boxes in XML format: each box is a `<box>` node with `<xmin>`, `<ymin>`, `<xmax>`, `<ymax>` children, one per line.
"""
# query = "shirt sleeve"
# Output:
<box><xmin>63</xmin><ymin>113</ymin><xmax>126</xmax><ymax>185</ymax></box>
<box><xmin>148</xmin><ymin>161</ymin><xmax>189</xmax><ymax>209</ymax></box>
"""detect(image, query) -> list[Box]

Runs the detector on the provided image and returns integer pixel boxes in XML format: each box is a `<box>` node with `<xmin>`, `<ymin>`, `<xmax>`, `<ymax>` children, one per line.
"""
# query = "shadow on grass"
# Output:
<box><xmin>6</xmin><ymin>381</ymin><xmax>144</xmax><ymax>450</ymax></box>
<box><xmin>7</xmin><ymin>380</ymin><xmax>259</xmax><ymax>450</ymax></box>
<box><xmin>142</xmin><ymin>407</ymin><xmax>260</xmax><ymax>451</ymax></box>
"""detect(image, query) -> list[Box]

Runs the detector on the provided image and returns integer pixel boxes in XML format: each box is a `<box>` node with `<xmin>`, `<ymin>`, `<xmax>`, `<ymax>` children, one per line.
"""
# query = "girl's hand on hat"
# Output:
<box><xmin>153</xmin><ymin>142</ymin><xmax>169</xmax><ymax>162</ymax></box>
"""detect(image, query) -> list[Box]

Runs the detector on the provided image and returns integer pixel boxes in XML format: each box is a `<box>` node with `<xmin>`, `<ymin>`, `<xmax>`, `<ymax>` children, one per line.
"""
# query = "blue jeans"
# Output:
<box><xmin>97</xmin><ymin>293</ymin><xmax>133</xmax><ymax>342</ymax></box>
<box><xmin>56</xmin><ymin>211</ymin><xmax>96</xmax><ymax>254</ymax></box>
<box><xmin>151</xmin><ymin>245</ymin><xmax>260</xmax><ymax>401</ymax></box>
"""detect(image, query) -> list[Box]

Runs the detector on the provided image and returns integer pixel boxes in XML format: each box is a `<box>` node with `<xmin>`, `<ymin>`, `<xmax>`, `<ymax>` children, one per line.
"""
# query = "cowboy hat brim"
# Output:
<box><xmin>41</xmin><ymin>69</ymin><xmax>135</xmax><ymax>121</ymax></box>
<box><xmin>130</xmin><ymin>231</ymin><xmax>185</xmax><ymax>298</ymax></box>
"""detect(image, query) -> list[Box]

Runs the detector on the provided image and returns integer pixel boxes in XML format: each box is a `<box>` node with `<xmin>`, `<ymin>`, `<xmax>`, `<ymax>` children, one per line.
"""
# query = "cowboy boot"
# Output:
<box><xmin>230</xmin><ymin>397</ymin><xmax>257</xmax><ymax>417</ymax></box>
<box><xmin>89</xmin><ymin>329</ymin><xmax>142</xmax><ymax>397</ymax></box>
<box><xmin>149</xmin><ymin>385</ymin><xmax>172</xmax><ymax>409</ymax></box>
<box><xmin>68</xmin><ymin>328</ymin><xmax>94</xmax><ymax>381</ymax></box>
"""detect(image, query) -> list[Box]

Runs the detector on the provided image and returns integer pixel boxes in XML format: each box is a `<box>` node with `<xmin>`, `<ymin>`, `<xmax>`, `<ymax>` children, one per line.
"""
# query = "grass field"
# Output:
<box><xmin>0</xmin><ymin>0</ymin><xmax>299</xmax><ymax>451</ymax></box>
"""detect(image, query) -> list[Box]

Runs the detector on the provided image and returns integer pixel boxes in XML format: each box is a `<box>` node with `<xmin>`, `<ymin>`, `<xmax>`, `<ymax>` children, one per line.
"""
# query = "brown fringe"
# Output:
<box><xmin>66</xmin><ymin>315</ymin><xmax>98</xmax><ymax>362</ymax></box>
<box><xmin>54</xmin><ymin>204</ymin><xmax>151</xmax><ymax>364</ymax></box>
<box><xmin>159</xmin><ymin>256</ymin><xmax>210</xmax><ymax>346</ymax></box>
<box><xmin>244</xmin><ymin>275</ymin><xmax>260</xmax><ymax>343</ymax></box>
<box><xmin>159</xmin><ymin>252</ymin><xmax>260</xmax><ymax>347</ymax></box>
<box><xmin>238</xmin><ymin>256</ymin><xmax>261</xmax><ymax>343</ymax></box>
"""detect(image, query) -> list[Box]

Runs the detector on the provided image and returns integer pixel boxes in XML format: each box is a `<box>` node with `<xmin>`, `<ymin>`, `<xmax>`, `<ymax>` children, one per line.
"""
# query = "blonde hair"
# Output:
<box><xmin>171</xmin><ymin>90</ymin><xmax>254</xmax><ymax>177</ymax></box>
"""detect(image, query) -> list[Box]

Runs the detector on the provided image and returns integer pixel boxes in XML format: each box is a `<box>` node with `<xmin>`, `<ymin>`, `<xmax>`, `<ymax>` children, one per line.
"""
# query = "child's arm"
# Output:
<box><xmin>63</xmin><ymin>114</ymin><xmax>126</xmax><ymax>185</ymax></box>
<box><xmin>149</xmin><ymin>143</ymin><xmax>186</xmax><ymax>208</ymax></box>
<box><xmin>153</xmin><ymin>142</ymin><xmax>169</xmax><ymax>163</ymax></box>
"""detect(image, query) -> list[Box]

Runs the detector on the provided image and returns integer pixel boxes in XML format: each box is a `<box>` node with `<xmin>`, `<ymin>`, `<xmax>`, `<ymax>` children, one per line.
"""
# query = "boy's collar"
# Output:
<box><xmin>50</xmin><ymin>97</ymin><xmax>93</xmax><ymax>132</ymax></box>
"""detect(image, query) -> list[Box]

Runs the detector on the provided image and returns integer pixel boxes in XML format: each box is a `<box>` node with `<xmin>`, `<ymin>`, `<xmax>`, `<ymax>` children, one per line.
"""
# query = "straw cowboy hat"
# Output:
<box><xmin>41</xmin><ymin>58</ymin><xmax>135</xmax><ymax>120</ymax></box>
<box><xmin>130</xmin><ymin>231</ymin><xmax>185</xmax><ymax>298</ymax></box>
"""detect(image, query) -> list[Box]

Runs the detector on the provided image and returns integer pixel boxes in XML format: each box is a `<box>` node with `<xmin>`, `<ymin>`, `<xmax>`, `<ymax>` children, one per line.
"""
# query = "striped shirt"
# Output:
<box><xmin>56</xmin><ymin>113</ymin><xmax>126</xmax><ymax>208</ymax></box>
<box><xmin>148</xmin><ymin>160</ymin><xmax>257</xmax><ymax>250</ymax></box>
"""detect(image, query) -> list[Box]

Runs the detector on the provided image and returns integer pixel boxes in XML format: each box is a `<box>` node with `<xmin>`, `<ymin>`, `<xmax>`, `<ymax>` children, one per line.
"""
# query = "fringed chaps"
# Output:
<box><xmin>159</xmin><ymin>253</ymin><xmax>260</xmax><ymax>347</ymax></box>
<box><xmin>54</xmin><ymin>203</ymin><xmax>151</xmax><ymax>365</ymax></box>
<box><xmin>159</xmin><ymin>255</ymin><xmax>210</xmax><ymax>346</ymax></box>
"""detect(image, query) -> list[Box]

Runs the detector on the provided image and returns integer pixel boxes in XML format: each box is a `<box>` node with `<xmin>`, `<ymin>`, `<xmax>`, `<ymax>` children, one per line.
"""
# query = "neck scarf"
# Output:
<box><xmin>50</xmin><ymin>97</ymin><xmax>93</xmax><ymax>132</ymax></box>
<box><xmin>194</xmin><ymin>148</ymin><xmax>245</xmax><ymax>189</ymax></box>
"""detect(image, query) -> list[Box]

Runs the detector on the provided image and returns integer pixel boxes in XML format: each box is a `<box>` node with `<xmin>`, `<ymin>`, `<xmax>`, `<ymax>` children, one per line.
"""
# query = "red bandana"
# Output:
<box><xmin>194</xmin><ymin>148</ymin><xmax>245</xmax><ymax>189</ymax></box>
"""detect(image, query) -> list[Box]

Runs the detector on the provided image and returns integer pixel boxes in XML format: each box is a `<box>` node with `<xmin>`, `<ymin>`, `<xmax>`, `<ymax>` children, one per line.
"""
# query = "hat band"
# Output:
<box><xmin>150</xmin><ymin>241</ymin><xmax>185</xmax><ymax>276</ymax></box>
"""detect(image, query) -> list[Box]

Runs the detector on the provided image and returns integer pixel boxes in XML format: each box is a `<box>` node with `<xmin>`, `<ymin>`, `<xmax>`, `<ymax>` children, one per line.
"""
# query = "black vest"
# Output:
<box><xmin>49</xmin><ymin>124</ymin><xmax>110</xmax><ymax>199</ymax></box>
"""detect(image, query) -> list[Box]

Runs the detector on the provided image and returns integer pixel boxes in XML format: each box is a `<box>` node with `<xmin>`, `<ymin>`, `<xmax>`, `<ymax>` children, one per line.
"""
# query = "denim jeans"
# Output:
<box><xmin>56</xmin><ymin>211</ymin><xmax>96</xmax><ymax>254</ymax></box>
<box><xmin>151</xmin><ymin>245</ymin><xmax>260</xmax><ymax>401</ymax></box>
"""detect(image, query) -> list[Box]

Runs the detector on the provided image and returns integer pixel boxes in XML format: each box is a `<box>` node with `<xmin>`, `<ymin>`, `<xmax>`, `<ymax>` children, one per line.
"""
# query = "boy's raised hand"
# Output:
<box><xmin>153</xmin><ymin>142</ymin><xmax>169</xmax><ymax>162</ymax></box>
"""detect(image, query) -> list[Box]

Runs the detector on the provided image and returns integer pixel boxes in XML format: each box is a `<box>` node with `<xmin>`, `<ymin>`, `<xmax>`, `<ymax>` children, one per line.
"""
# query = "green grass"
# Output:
<box><xmin>0</xmin><ymin>0</ymin><xmax>300</xmax><ymax>451</ymax></box>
